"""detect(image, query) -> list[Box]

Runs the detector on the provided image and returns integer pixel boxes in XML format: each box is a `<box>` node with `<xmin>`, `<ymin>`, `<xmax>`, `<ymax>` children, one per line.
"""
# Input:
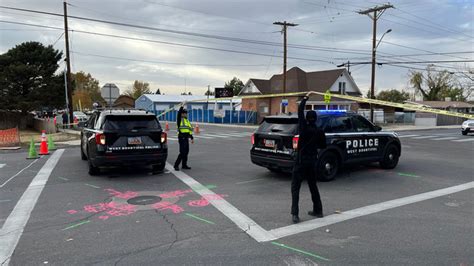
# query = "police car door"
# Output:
<box><xmin>326</xmin><ymin>115</ymin><xmax>359</xmax><ymax>161</ymax></box>
<box><xmin>350</xmin><ymin>115</ymin><xmax>381</xmax><ymax>160</ymax></box>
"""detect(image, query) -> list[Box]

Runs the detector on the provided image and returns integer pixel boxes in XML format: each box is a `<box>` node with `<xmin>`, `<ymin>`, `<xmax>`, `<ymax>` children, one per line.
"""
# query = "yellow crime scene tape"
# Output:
<box><xmin>157</xmin><ymin>90</ymin><xmax>474</xmax><ymax>120</ymax></box>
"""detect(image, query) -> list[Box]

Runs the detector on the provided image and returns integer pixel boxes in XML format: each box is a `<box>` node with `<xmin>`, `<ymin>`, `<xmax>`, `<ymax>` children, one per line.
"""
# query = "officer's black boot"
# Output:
<box><xmin>308</xmin><ymin>211</ymin><xmax>323</xmax><ymax>218</ymax></box>
<box><xmin>292</xmin><ymin>215</ymin><xmax>300</xmax><ymax>224</ymax></box>
<box><xmin>182</xmin><ymin>165</ymin><xmax>191</xmax><ymax>170</ymax></box>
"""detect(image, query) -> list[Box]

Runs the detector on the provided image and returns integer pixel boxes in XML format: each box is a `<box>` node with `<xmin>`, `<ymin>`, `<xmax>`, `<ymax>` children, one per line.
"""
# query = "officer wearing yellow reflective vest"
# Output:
<box><xmin>174</xmin><ymin>106</ymin><xmax>194</xmax><ymax>171</ymax></box>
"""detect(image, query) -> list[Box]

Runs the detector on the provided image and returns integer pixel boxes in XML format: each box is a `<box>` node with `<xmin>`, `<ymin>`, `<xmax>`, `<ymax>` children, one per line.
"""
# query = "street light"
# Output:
<box><xmin>369</xmin><ymin>28</ymin><xmax>392</xmax><ymax>122</ymax></box>
<box><xmin>376</xmin><ymin>29</ymin><xmax>392</xmax><ymax>49</ymax></box>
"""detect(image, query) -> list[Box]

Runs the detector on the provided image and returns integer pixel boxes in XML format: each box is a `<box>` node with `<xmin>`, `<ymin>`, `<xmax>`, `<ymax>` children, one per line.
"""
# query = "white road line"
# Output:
<box><xmin>0</xmin><ymin>164</ymin><xmax>5</xmax><ymax>169</ymax></box>
<box><xmin>166</xmin><ymin>163</ymin><xmax>275</xmax><ymax>242</ymax></box>
<box><xmin>0</xmin><ymin>149</ymin><xmax>64</xmax><ymax>265</ymax></box>
<box><xmin>398</xmin><ymin>134</ymin><xmax>420</xmax><ymax>138</ymax></box>
<box><xmin>195</xmin><ymin>135</ymin><xmax>214</xmax><ymax>139</ymax></box>
<box><xmin>452</xmin><ymin>138</ymin><xmax>474</xmax><ymax>142</ymax></box>
<box><xmin>201</xmin><ymin>134</ymin><xmax>232</xmax><ymax>138</ymax></box>
<box><xmin>410</xmin><ymin>135</ymin><xmax>437</xmax><ymax>139</ymax></box>
<box><xmin>167</xmin><ymin>137</ymin><xmax>177</xmax><ymax>141</ymax></box>
<box><xmin>0</xmin><ymin>159</ymin><xmax>39</xmax><ymax>188</ymax></box>
<box><xmin>236</xmin><ymin>178</ymin><xmax>265</xmax><ymax>185</ymax></box>
<box><xmin>269</xmin><ymin>181</ymin><xmax>474</xmax><ymax>240</ymax></box>
<box><xmin>431</xmin><ymin>137</ymin><xmax>458</xmax><ymax>141</ymax></box>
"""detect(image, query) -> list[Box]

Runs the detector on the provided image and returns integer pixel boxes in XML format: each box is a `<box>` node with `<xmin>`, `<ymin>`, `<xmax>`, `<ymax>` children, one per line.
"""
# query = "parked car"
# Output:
<box><xmin>250</xmin><ymin>110</ymin><xmax>401</xmax><ymax>181</ymax></box>
<box><xmin>80</xmin><ymin>109</ymin><xmax>168</xmax><ymax>175</ymax></box>
<box><xmin>461</xmin><ymin>120</ymin><xmax>474</xmax><ymax>135</ymax></box>
<box><xmin>73</xmin><ymin>111</ymin><xmax>88</xmax><ymax>127</ymax></box>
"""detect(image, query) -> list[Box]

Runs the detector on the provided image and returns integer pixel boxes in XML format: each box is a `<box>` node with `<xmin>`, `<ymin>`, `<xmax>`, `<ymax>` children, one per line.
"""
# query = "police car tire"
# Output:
<box><xmin>87</xmin><ymin>151</ymin><xmax>100</xmax><ymax>176</ymax></box>
<box><xmin>152</xmin><ymin>164</ymin><xmax>165</xmax><ymax>174</ymax></box>
<box><xmin>461</xmin><ymin>130</ymin><xmax>467</xmax><ymax>135</ymax></box>
<box><xmin>80</xmin><ymin>145</ymin><xmax>87</xmax><ymax>160</ymax></box>
<box><xmin>380</xmin><ymin>144</ymin><xmax>399</xmax><ymax>169</ymax></box>
<box><xmin>317</xmin><ymin>151</ymin><xmax>340</xmax><ymax>182</ymax></box>
<box><xmin>267</xmin><ymin>167</ymin><xmax>284</xmax><ymax>173</ymax></box>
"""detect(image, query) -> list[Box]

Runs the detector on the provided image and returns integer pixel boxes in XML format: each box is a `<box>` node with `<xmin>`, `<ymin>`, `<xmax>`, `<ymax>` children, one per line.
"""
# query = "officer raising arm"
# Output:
<box><xmin>174</xmin><ymin>104</ymin><xmax>194</xmax><ymax>171</ymax></box>
<box><xmin>291</xmin><ymin>91</ymin><xmax>327</xmax><ymax>224</ymax></box>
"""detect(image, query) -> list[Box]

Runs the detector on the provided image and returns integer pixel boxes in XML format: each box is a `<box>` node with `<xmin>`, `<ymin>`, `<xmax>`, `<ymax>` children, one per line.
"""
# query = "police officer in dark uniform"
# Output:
<box><xmin>174</xmin><ymin>106</ymin><xmax>194</xmax><ymax>171</ymax></box>
<box><xmin>291</xmin><ymin>92</ymin><xmax>327</xmax><ymax>223</ymax></box>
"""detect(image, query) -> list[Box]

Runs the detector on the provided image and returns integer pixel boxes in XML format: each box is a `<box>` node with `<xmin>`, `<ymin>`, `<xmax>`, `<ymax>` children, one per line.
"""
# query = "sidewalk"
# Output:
<box><xmin>382</xmin><ymin>124</ymin><xmax>459</xmax><ymax>132</ymax></box>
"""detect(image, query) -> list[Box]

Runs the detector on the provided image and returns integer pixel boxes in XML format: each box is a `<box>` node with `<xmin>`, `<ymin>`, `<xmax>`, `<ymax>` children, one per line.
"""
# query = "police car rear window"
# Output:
<box><xmin>103</xmin><ymin>116</ymin><xmax>161</xmax><ymax>131</ymax></box>
<box><xmin>258</xmin><ymin>118</ymin><xmax>298</xmax><ymax>134</ymax></box>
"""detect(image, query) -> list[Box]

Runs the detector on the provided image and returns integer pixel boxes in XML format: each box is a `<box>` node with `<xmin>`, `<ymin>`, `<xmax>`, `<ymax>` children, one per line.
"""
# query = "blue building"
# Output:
<box><xmin>135</xmin><ymin>94</ymin><xmax>256</xmax><ymax>124</ymax></box>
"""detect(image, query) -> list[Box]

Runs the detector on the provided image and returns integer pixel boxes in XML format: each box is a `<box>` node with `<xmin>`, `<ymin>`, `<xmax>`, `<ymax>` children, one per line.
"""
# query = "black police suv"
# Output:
<box><xmin>250</xmin><ymin>110</ymin><xmax>401</xmax><ymax>181</ymax></box>
<box><xmin>80</xmin><ymin>109</ymin><xmax>168</xmax><ymax>175</ymax></box>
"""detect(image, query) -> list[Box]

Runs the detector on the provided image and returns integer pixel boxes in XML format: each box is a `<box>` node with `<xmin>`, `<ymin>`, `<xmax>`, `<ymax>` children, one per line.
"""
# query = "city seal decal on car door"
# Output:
<box><xmin>346</xmin><ymin>138</ymin><xmax>379</xmax><ymax>154</ymax></box>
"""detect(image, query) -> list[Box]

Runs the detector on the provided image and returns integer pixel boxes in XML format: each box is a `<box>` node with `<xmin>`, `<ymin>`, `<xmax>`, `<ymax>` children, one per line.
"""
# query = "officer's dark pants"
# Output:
<box><xmin>174</xmin><ymin>136</ymin><xmax>189</xmax><ymax>167</ymax></box>
<box><xmin>291</xmin><ymin>161</ymin><xmax>323</xmax><ymax>216</ymax></box>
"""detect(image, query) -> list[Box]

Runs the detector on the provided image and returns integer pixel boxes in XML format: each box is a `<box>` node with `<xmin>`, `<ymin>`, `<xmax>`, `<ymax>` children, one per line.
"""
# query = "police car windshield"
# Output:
<box><xmin>103</xmin><ymin>116</ymin><xmax>161</xmax><ymax>131</ymax></box>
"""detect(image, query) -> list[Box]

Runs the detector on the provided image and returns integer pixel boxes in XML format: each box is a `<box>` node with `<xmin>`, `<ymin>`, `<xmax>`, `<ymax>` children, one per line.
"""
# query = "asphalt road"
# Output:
<box><xmin>0</xmin><ymin>125</ymin><xmax>473</xmax><ymax>265</ymax></box>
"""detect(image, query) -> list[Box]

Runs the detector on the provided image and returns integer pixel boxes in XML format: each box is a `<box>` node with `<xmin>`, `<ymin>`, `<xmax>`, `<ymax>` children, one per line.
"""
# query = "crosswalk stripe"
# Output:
<box><xmin>0</xmin><ymin>164</ymin><xmax>5</xmax><ymax>169</ymax></box>
<box><xmin>399</xmin><ymin>135</ymin><xmax>419</xmax><ymax>138</ymax></box>
<box><xmin>452</xmin><ymin>138</ymin><xmax>474</xmax><ymax>142</ymax></box>
<box><xmin>410</xmin><ymin>135</ymin><xmax>437</xmax><ymax>139</ymax></box>
<box><xmin>195</xmin><ymin>135</ymin><xmax>214</xmax><ymax>139</ymax></box>
<box><xmin>431</xmin><ymin>137</ymin><xmax>458</xmax><ymax>141</ymax></box>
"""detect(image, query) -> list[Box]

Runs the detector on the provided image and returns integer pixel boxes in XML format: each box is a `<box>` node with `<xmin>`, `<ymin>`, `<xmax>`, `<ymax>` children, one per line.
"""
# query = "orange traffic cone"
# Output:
<box><xmin>39</xmin><ymin>130</ymin><xmax>49</xmax><ymax>155</ymax></box>
<box><xmin>194</xmin><ymin>123</ymin><xmax>200</xmax><ymax>134</ymax></box>
<box><xmin>165</xmin><ymin>121</ymin><xmax>170</xmax><ymax>131</ymax></box>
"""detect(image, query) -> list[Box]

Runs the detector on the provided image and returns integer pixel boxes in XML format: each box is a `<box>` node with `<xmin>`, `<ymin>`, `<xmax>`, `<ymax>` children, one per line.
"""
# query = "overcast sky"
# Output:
<box><xmin>0</xmin><ymin>0</ymin><xmax>472</xmax><ymax>96</ymax></box>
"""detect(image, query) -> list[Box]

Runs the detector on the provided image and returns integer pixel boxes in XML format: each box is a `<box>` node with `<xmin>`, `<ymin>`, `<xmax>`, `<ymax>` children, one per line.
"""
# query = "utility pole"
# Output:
<box><xmin>337</xmin><ymin>61</ymin><xmax>352</xmax><ymax>75</ymax></box>
<box><xmin>63</xmin><ymin>1</ymin><xmax>74</xmax><ymax>127</ymax></box>
<box><xmin>273</xmin><ymin>21</ymin><xmax>298</xmax><ymax>95</ymax></box>
<box><xmin>358</xmin><ymin>3</ymin><xmax>393</xmax><ymax>122</ymax></box>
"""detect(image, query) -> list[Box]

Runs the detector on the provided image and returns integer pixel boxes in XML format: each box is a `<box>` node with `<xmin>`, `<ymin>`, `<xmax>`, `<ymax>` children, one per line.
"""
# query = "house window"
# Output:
<box><xmin>259</xmin><ymin>105</ymin><xmax>269</xmax><ymax>113</ymax></box>
<box><xmin>305</xmin><ymin>105</ymin><xmax>313</xmax><ymax>111</ymax></box>
<box><xmin>338</xmin><ymin>82</ymin><xmax>346</xmax><ymax>94</ymax></box>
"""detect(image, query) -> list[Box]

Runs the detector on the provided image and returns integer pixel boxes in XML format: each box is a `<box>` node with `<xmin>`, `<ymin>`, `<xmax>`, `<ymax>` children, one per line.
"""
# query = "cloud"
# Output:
<box><xmin>0</xmin><ymin>0</ymin><xmax>472</xmax><ymax>97</ymax></box>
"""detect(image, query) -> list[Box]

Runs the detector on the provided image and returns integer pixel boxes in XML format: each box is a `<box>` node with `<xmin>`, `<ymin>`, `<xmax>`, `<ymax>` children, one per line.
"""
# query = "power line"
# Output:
<box><xmin>71</xmin><ymin>51</ymin><xmax>270</xmax><ymax>67</ymax></box>
<box><xmin>0</xmin><ymin>20</ymin><xmax>335</xmax><ymax>64</ymax></box>
<box><xmin>395</xmin><ymin>7</ymin><xmax>473</xmax><ymax>39</ymax></box>
<box><xmin>0</xmin><ymin>5</ymin><xmax>379</xmax><ymax>56</ymax></box>
<box><xmin>67</xmin><ymin>2</ymin><xmax>277</xmax><ymax>35</ymax></box>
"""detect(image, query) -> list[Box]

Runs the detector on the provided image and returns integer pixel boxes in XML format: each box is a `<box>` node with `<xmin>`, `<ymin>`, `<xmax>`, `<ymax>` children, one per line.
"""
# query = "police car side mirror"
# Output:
<box><xmin>374</xmin><ymin>125</ymin><xmax>382</xmax><ymax>132</ymax></box>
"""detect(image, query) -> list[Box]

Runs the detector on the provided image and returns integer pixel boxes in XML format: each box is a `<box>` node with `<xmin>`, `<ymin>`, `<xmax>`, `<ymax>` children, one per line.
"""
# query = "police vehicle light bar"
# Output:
<box><xmin>317</xmin><ymin>110</ymin><xmax>347</xmax><ymax>113</ymax></box>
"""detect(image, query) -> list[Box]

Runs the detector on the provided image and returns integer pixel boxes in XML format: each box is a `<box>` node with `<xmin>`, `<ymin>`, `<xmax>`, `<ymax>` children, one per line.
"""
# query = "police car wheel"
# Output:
<box><xmin>317</xmin><ymin>152</ymin><xmax>339</xmax><ymax>182</ymax></box>
<box><xmin>380</xmin><ymin>144</ymin><xmax>399</xmax><ymax>169</ymax></box>
<box><xmin>152</xmin><ymin>164</ymin><xmax>165</xmax><ymax>174</ymax></box>
<box><xmin>461</xmin><ymin>130</ymin><xmax>467</xmax><ymax>135</ymax></box>
<box><xmin>87</xmin><ymin>152</ymin><xmax>100</xmax><ymax>176</ymax></box>
<box><xmin>267</xmin><ymin>167</ymin><xmax>284</xmax><ymax>173</ymax></box>
<box><xmin>80</xmin><ymin>145</ymin><xmax>87</xmax><ymax>160</ymax></box>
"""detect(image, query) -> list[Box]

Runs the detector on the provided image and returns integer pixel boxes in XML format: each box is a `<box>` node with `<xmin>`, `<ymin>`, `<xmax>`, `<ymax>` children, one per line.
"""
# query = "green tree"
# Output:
<box><xmin>224</xmin><ymin>77</ymin><xmax>244</xmax><ymax>95</ymax></box>
<box><xmin>72</xmin><ymin>71</ymin><xmax>103</xmax><ymax>103</ymax></box>
<box><xmin>376</xmin><ymin>89</ymin><xmax>410</xmax><ymax>103</ymax></box>
<box><xmin>409</xmin><ymin>66</ymin><xmax>453</xmax><ymax>101</ymax></box>
<box><xmin>0</xmin><ymin>41</ymin><xmax>64</xmax><ymax>112</ymax></box>
<box><xmin>125</xmin><ymin>80</ymin><xmax>152</xmax><ymax>100</ymax></box>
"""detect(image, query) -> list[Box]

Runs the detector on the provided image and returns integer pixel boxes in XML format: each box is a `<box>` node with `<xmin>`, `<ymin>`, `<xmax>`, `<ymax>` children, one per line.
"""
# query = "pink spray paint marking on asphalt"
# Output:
<box><xmin>159</xmin><ymin>189</ymin><xmax>193</xmax><ymax>199</ymax></box>
<box><xmin>187</xmin><ymin>194</ymin><xmax>227</xmax><ymax>207</ymax></box>
<box><xmin>152</xmin><ymin>201</ymin><xmax>184</xmax><ymax>214</ymax></box>
<box><xmin>105</xmin><ymin>188</ymin><xmax>138</xmax><ymax>199</ymax></box>
<box><xmin>66</xmin><ymin>187</ymin><xmax>219</xmax><ymax>222</ymax></box>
